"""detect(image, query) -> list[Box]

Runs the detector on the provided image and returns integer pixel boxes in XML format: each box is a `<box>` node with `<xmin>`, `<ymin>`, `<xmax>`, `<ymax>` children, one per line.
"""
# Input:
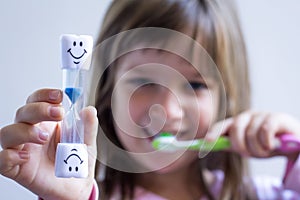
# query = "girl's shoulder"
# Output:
<box><xmin>249</xmin><ymin>174</ymin><xmax>299</xmax><ymax>199</ymax></box>
<box><xmin>209</xmin><ymin>165</ymin><xmax>300</xmax><ymax>200</ymax></box>
<box><xmin>244</xmin><ymin>155</ymin><xmax>300</xmax><ymax>200</ymax></box>
<box><xmin>249</xmin><ymin>155</ymin><xmax>300</xmax><ymax>199</ymax></box>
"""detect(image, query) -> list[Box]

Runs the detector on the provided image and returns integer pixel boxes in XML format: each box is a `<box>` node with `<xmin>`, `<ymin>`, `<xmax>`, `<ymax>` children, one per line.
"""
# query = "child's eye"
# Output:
<box><xmin>128</xmin><ymin>78</ymin><xmax>149</xmax><ymax>85</ymax></box>
<box><xmin>188</xmin><ymin>82</ymin><xmax>208</xmax><ymax>91</ymax></box>
<box><xmin>128</xmin><ymin>78</ymin><xmax>156</xmax><ymax>87</ymax></box>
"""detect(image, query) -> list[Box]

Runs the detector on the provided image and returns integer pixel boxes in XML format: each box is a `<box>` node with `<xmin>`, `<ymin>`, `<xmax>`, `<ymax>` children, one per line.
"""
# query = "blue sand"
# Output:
<box><xmin>65</xmin><ymin>87</ymin><xmax>82</xmax><ymax>103</ymax></box>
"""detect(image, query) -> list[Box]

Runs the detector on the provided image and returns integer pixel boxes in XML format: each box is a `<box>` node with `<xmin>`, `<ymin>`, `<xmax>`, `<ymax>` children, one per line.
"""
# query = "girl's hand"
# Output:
<box><xmin>208</xmin><ymin>110</ymin><xmax>300</xmax><ymax>158</ymax></box>
<box><xmin>0</xmin><ymin>89</ymin><xmax>98</xmax><ymax>200</ymax></box>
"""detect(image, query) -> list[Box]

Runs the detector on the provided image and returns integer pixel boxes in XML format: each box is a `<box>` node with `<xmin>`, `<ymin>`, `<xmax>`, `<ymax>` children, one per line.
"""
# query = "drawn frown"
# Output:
<box><xmin>55</xmin><ymin>143</ymin><xmax>89</xmax><ymax>178</ymax></box>
<box><xmin>64</xmin><ymin>148</ymin><xmax>84</xmax><ymax>173</ymax></box>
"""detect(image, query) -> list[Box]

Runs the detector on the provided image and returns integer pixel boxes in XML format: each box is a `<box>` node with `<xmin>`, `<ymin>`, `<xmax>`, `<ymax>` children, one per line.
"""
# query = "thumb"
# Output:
<box><xmin>206</xmin><ymin>117</ymin><xmax>234</xmax><ymax>141</ymax></box>
<box><xmin>81</xmin><ymin>106</ymin><xmax>98</xmax><ymax>177</ymax></box>
<box><xmin>82</xmin><ymin>106</ymin><xmax>98</xmax><ymax>148</ymax></box>
<box><xmin>198</xmin><ymin>118</ymin><xmax>234</xmax><ymax>158</ymax></box>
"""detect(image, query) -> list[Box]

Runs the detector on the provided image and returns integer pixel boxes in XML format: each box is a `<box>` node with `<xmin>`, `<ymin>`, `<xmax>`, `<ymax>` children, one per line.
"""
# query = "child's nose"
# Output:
<box><xmin>159</xmin><ymin>89</ymin><xmax>184</xmax><ymax>122</ymax></box>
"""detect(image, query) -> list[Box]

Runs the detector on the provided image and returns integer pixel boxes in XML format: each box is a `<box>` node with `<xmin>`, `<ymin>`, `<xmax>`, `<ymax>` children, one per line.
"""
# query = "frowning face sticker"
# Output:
<box><xmin>60</xmin><ymin>34</ymin><xmax>93</xmax><ymax>69</ymax></box>
<box><xmin>64</xmin><ymin>148</ymin><xmax>84</xmax><ymax>173</ymax></box>
<box><xmin>55</xmin><ymin>143</ymin><xmax>89</xmax><ymax>178</ymax></box>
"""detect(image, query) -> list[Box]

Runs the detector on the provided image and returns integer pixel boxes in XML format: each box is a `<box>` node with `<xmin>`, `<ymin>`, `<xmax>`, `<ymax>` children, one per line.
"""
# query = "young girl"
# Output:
<box><xmin>1</xmin><ymin>0</ymin><xmax>300</xmax><ymax>199</ymax></box>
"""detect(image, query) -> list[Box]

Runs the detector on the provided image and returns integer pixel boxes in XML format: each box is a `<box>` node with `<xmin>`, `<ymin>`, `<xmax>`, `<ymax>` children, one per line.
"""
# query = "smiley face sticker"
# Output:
<box><xmin>60</xmin><ymin>34</ymin><xmax>93</xmax><ymax>70</ymax></box>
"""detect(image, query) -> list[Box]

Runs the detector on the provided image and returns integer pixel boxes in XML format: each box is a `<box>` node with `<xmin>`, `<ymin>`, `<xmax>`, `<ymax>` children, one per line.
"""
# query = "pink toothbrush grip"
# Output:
<box><xmin>277</xmin><ymin>134</ymin><xmax>300</xmax><ymax>153</ymax></box>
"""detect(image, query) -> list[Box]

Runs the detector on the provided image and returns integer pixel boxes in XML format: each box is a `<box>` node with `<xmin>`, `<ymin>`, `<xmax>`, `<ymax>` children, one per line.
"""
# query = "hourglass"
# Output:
<box><xmin>55</xmin><ymin>34</ymin><xmax>93</xmax><ymax>178</ymax></box>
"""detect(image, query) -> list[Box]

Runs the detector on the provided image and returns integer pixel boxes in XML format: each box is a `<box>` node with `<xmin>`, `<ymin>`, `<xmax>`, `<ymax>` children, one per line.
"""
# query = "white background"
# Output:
<box><xmin>0</xmin><ymin>0</ymin><xmax>300</xmax><ymax>199</ymax></box>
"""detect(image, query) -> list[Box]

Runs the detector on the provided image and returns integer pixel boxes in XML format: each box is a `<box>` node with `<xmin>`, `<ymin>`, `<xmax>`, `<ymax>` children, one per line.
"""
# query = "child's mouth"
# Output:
<box><xmin>143</xmin><ymin>130</ymin><xmax>156</xmax><ymax>142</ymax></box>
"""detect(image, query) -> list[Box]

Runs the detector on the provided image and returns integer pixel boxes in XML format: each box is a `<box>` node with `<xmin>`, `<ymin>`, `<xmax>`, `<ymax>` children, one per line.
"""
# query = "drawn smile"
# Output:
<box><xmin>67</xmin><ymin>48</ymin><xmax>87</xmax><ymax>64</ymax></box>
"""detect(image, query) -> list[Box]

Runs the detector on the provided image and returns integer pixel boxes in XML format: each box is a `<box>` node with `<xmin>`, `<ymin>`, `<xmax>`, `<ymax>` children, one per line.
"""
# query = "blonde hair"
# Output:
<box><xmin>93</xmin><ymin>0</ymin><xmax>251</xmax><ymax>199</ymax></box>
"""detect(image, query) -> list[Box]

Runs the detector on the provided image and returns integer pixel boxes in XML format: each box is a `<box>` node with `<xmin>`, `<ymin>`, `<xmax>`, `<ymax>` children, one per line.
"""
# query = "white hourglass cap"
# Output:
<box><xmin>60</xmin><ymin>34</ymin><xmax>93</xmax><ymax>70</ymax></box>
<box><xmin>55</xmin><ymin>143</ymin><xmax>88</xmax><ymax>178</ymax></box>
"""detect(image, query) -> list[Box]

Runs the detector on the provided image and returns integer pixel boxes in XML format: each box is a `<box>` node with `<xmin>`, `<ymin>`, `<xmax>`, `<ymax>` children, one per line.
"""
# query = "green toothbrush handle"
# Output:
<box><xmin>190</xmin><ymin>137</ymin><xmax>231</xmax><ymax>151</ymax></box>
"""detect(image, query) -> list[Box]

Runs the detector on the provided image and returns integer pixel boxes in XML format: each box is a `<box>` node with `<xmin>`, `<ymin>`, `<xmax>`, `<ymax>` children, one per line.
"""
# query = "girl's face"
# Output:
<box><xmin>112</xmin><ymin>50</ymin><xmax>219</xmax><ymax>173</ymax></box>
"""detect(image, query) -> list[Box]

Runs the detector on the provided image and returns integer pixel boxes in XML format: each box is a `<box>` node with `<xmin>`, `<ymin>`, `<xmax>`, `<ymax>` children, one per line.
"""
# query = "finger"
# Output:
<box><xmin>198</xmin><ymin>118</ymin><xmax>233</xmax><ymax>158</ymax></box>
<box><xmin>261</xmin><ymin>113</ymin><xmax>300</xmax><ymax>137</ymax></box>
<box><xmin>229</xmin><ymin>113</ymin><xmax>252</xmax><ymax>156</ymax></box>
<box><xmin>15</xmin><ymin>102</ymin><xmax>64</xmax><ymax>124</ymax></box>
<box><xmin>82</xmin><ymin>106</ymin><xmax>98</xmax><ymax>147</ymax></box>
<box><xmin>26</xmin><ymin>89</ymin><xmax>63</xmax><ymax>104</ymax></box>
<box><xmin>0</xmin><ymin>123</ymin><xmax>49</xmax><ymax>149</ymax></box>
<box><xmin>257</xmin><ymin>114</ymin><xmax>281</xmax><ymax>151</ymax></box>
<box><xmin>257</xmin><ymin>113</ymin><xmax>300</xmax><ymax>158</ymax></box>
<box><xmin>0</xmin><ymin>149</ymin><xmax>29</xmax><ymax>178</ymax></box>
<box><xmin>81</xmin><ymin>106</ymin><xmax>98</xmax><ymax>177</ymax></box>
<box><xmin>245</xmin><ymin>114</ymin><xmax>270</xmax><ymax>157</ymax></box>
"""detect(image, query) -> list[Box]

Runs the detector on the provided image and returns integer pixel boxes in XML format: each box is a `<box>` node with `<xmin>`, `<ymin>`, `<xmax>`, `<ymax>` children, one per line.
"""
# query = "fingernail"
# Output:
<box><xmin>49</xmin><ymin>106</ymin><xmax>64</xmax><ymax>119</ymax></box>
<box><xmin>19</xmin><ymin>151</ymin><xmax>30</xmax><ymax>160</ymax></box>
<box><xmin>49</xmin><ymin>90</ymin><xmax>61</xmax><ymax>101</ymax></box>
<box><xmin>205</xmin><ymin>132</ymin><xmax>216</xmax><ymax>142</ymax></box>
<box><xmin>90</xmin><ymin>106</ymin><xmax>97</xmax><ymax>116</ymax></box>
<box><xmin>39</xmin><ymin>131</ymin><xmax>49</xmax><ymax>141</ymax></box>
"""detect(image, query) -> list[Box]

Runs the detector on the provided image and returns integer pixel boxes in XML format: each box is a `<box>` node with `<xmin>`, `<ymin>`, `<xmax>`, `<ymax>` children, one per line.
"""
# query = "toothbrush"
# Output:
<box><xmin>55</xmin><ymin>34</ymin><xmax>93</xmax><ymax>178</ymax></box>
<box><xmin>152</xmin><ymin>132</ymin><xmax>300</xmax><ymax>153</ymax></box>
<box><xmin>152</xmin><ymin>132</ymin><xmax>230</xmax><ymax>152</ymax></box>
